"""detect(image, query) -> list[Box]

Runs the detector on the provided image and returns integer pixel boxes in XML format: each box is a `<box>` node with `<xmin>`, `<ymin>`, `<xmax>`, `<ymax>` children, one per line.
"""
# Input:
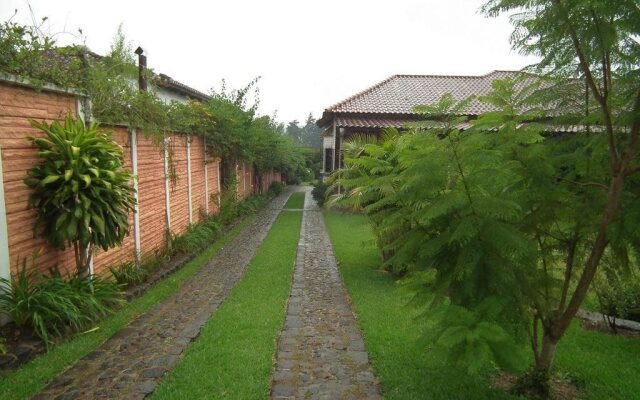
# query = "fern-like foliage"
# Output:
<box><xmin>332</xmin><ymin>78</ymin><xmax>640</xmax><ymax>375</ymax></box>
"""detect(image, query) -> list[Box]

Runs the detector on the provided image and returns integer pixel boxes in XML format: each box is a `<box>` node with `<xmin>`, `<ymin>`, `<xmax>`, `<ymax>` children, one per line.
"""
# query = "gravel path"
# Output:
<box><xmin>270</xmin><ymin>187</ymin><xmax>381</xmax><ymax>399</ymax></box>
<box><xmin>34</xmin><ymin>191</ymin><xmax>291</xmax><ymax>400</ymax></box>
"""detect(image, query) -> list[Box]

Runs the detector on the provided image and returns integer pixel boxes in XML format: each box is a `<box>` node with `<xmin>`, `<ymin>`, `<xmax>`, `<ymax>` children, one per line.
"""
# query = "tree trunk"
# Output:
<box><xmin>535</xmin><ymin>333</ymin><xmax>558</xmax><ymax>375</ymax></box>
<box><xmin>74</xmin><ymin>241</ymin><xmax>92</xmax><ymax>277</ymax></box>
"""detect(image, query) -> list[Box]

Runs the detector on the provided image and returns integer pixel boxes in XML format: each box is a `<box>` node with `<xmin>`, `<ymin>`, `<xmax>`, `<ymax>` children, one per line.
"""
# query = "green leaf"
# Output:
<box><xmin>40</xmin><ymin>175</ymin><xmax>61</xmax><ymax>186</ymax></box>
<box><xmin>79</xmin><ymin>174</ymin><xmax>91</xmax><ymax>188</ymax></box>
<box><xmin>91</xmin><ymin>214</ymin><xmax>106</xmax><ymax>236</ymax></box>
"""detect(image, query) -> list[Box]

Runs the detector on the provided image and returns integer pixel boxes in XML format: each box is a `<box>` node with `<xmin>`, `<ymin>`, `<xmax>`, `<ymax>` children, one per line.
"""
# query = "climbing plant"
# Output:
<box><xmin>2</xmin><ymin>17</ymin><xmax>307</xmax><ymax>193</ymax></box>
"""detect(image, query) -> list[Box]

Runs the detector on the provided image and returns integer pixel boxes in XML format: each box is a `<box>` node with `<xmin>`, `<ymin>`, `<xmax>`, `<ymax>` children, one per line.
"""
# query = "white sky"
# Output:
<box><xmin>1</xmin><ymin>0</ymin><xmax>537</xmax><ymax>124</ymax></box>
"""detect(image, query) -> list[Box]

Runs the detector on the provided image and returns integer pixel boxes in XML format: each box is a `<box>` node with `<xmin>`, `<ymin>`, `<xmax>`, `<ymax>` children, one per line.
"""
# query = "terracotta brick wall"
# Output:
<box><xmin>91</xmin><ymin>127</ymin><xmax>135</xmax><ymax>276</ymax></box>
<box><xmin>207</xmin><ymin>155</ymin><xmax>221</xmax><ymax>214</ymax></box>
<box><xmin>0</xmin><ymin>83</ymin><xmax>79</xmax><ymax>276</ymax></box>
<box><xmin>168</xmin><ymin>136</ymin><xmax>189</xmax><ymax>236</ymax></box>
<box><xmin>0</xmin><ymin>82</ymin><xmax>227</xmax><ymax>278</ymax></box>
<box><xmin>135</xmin><ymin>133</ymin><xmax>168</xmax><ymax>264</ymax></box>
<box><xmin>189</xmin><ymin>137</ymin><xmax>206</xmax><ymax>221</ymax></box>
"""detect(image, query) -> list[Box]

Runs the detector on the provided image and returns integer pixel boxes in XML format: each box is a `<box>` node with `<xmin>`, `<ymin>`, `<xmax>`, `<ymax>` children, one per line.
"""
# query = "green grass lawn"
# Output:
<box><xmin>324</xmin><ymin>211</ymin><xmax>640</xmax><ymax>400</ymax></box>
<box><xmin>283</xmin><ymin>192</ymin><xmax>305</xmax><ymax>209</ymax></box>
<box><xmin>151</xmin><ymin>210</ymin><xmax>303</xmax><ymax>399</ymax></box>
<box><xmin>0</xmin><ymin>215</ymin><xmax>256</xmax><ymax>400</ymax></box>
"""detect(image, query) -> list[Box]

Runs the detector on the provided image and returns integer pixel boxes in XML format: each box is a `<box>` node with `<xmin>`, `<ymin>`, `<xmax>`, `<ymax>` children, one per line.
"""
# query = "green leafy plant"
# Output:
<box><xmin>0</xmin><ymin>261</ymin><xmax>123</xmax><ymax>346</ymax></box>
<box><xmin>110</xmin><ymin>262</ymin><xmax>149</xmax><ymax>287</ymax></box>
<box><xmin>595</xmin><ymin>278</ymin><xmax>640</xmax><ymax>332</ymax></box>
<box><xmin>267</xmin><ymin>181</ymin><xmax>284</xmax><ymax>197</ymax></box>
<box><xmin>173</xmin><ymin>218</ymin><xmax>223</xmax><ymax>256</ymax></box>
<box><xmin>24</xmin><ymin>115</ymin><xmax>136</xmax><ymax>275</ymax></box>
<box><xmin>311</xmin><ymin>181</ymin><xmax>329</xmax><ymax>208</ymax></box>
<box><xmin>333</xmin><ymin>77</ymin><xmax>640</xmax><ymax>396</ymax></box>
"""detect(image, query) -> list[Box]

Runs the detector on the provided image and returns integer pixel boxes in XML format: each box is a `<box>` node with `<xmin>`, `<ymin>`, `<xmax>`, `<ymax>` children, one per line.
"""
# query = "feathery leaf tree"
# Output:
<box><xmin>332</xmin><ymin>0</ymin><xmax>640</xmax><ymax>394</ymax></box>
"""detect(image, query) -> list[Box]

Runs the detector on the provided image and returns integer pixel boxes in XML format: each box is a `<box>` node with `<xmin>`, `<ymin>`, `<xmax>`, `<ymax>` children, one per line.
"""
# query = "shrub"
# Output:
<box><xmin>267</xmin><ymin>181</ymin><xmax>284</xmax><ymax>197</ymax></box>
<box><xmin>173</xmin><ymin>217</ymin><xmax>222</xmax><ymax>256</ymax></box>
<box><xmin>237</xmin><ymin>194</ymin><xmax>267</xmax><ymax>216</ymax></box>
<box><xmin>311</xmin><ymin>181</ymin><xmax>328</xmax><ymax>207</ymax></box>
<box><xmin>218</xmin><ymin>184</ymin><xmax>239</xmax><ymax>225</ymax></box>
<box><xmin>0</xmin><ymin>262</ymin><xmax>123</xmax><ymax>346</ymax></box>
<box><xmin>596</xmin><ymin>278</ymin><xmax>640</xmax><ymax>331</ymax></box>
<box><xmin>24</xmin><ymin>116</ymin><xmax>136</xmax><ymax>275</ymax></box>
<box><xmin>110</xmin><ymin>262</ymin><xmax>149</xmax><ymax>287</ymax></box>
<box><xmin>139</xmin><ymin>253</ymin><xmax>166</xmax><ymax>274</ymax></box>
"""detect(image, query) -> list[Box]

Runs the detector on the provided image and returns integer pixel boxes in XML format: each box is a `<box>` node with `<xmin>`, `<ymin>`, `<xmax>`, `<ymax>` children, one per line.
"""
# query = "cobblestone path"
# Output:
<box><xmin>34</xmin><ymin>192</ymin><xmax>291</xmax><ymax>400</ymax></box>
<box><xmin>270</xmin><ymin>188</ymin><xmax>381</xmax><ymax>399</ymax></box>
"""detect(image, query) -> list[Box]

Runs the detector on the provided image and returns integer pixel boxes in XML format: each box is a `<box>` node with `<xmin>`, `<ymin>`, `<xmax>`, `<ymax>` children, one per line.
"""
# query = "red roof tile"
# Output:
<box><xmin>328</xmin><ymin>71</ymin><xmax>519</xmax><ymax>115</ymax></box>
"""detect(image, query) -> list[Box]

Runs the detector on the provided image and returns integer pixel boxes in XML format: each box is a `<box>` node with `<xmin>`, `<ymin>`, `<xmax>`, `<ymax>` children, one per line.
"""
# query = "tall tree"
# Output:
<box><xmin>332</xmin><ymin>0</ymin><xmax>640</xmax><ymax>395</ymax></box>
<box><xmin>285</xmin><ymin>120</ymin><xmax>303</xmax><ymax>145</ymax></box>
<box><xmin>482</xmin><ymin>0</ymin><xmax>640</xmax><ymax>384</ymax></box>
<box><xmin>301</xmin><ymin>113</ymin><xmax>323</xmax><ymax>149</ymax></box>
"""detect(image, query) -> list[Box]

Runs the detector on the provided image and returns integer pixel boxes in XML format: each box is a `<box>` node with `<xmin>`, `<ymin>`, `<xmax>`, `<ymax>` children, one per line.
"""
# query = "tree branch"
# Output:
<box><xmin>625</xmin><ymin>166</ymin><xmax>640</xmax><ymax>176</ymax></box>
<box><xmin>560</xmin><ymin>177</ymin><xmax>608</xmax><ymax>190</ymax></box>
<box><xmin>554</xmin><ymin>0</ymin><xmax>619</xmax><ymax>168</ymax></box>
<box><xmin>559</xmin><ymin>238</ymin><xmax>578</xmax><ymax>312</ymax></box>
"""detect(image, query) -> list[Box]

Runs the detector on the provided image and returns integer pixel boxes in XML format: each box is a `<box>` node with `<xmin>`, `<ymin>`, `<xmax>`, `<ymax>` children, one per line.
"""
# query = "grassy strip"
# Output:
<box><xmin>324</xmin><ymin>211</ymin><xmax>640</xmax><ymax>400</ymax></box>
<box><xmin>0</xmin><ymin>215</ymin><xmax>256</xmax><ymax>400</ymax></box>
<box><xmin>152</xmin><ymin>211</ymin><xmax>303</xmax><ymax>399</ymax></box>
<box><xmin>283</xmin><ymin>192</ymin><xmax>305</xmax><ymax>209</ymax></box>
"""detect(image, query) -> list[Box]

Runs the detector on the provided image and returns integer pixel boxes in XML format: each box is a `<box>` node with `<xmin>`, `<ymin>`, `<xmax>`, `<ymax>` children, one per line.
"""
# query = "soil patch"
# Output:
<box><xmin>491</xmin><ymin>372</ymin><xmax>582</xmax><ymax>400</ymax></box>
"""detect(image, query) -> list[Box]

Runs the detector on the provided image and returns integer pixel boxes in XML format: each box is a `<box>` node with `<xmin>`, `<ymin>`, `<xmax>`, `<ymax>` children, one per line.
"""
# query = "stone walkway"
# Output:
<box><xmin>270</xmin><ymin>188</ymin><xmax>381</xmax><ymax>399</ymax></box>
<box><xmin>34</xmin><ymin>191</ymin><xmax>291</xmax><ymax>400</ymax></box>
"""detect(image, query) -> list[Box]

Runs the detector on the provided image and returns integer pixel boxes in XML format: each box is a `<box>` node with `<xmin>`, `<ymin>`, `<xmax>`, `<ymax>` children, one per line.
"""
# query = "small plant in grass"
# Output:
<box><xmin>311</xmin><ymin>181</ymin><xmax>328</xmax><ymax>207</ymax></box>
<box><xmin>110</xmin><ymin>262</ymin><xmax>149</xmax><ymax>287</ymax></box>
<box><xmin>24</xmin><ymin>115</ymin><xmax>136</xmax><ymax>276</ymax></box>
<box><xmin>0</xmin><ymin>259</ymin><xmax>123</xmax><ymax>346</ymax></box>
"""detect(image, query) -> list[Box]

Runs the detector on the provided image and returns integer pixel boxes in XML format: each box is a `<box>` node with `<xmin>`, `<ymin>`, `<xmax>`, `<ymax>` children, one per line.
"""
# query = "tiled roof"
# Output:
<box><xmin>318</xmin><ymin>71</ymin><xmax>524</xmax><ymax>128</ymax></box>
<box><xmin>36</xmin><ymin>46</ymin><xmax>209</xmax><ymax>102</ymax></box>
<box><xmin>156</xmin><ymin>74</ymin><xmax>210</xmax><ymax>102</ymax></box>
<box><xmin>329</xmin><ymin>70</ymin><xmax>519</xmax><ymax>115</ymax></box>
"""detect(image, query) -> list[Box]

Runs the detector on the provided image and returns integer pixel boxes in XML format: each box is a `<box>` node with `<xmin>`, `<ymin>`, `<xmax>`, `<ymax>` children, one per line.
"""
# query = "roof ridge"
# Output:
<box><xmin>393</xmin><ymin>70</ymin><xmax>520</xmax><ymax>79</ymax></box>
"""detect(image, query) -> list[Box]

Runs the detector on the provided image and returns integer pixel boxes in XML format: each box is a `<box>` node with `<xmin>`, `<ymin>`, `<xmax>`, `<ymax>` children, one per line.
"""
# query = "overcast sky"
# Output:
<box><xmin>1</xmin><ymin>0</ymin><xmax>537</xmax><ymax>124</ymax></box>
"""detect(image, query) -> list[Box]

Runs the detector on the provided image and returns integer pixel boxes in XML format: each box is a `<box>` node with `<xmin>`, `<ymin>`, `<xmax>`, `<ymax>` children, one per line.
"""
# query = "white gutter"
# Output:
<box><xmin>0</xmin><ymin>147</ymin><xmax>11</xmax><ymax>283</ymax></box>
<box><xmin>204</xmin><ymin>140</ymin><xmax>209</xmax><ymax>213</ymax></box>
<box><xmin>163</xmin><ymin>136</ymin><xmax>172</xmax><ymax>239</ymax></box>
<box><xmin>130</xmin><ymin>128</ymin><xmax>141</xmax><ymax>263</ymax></box>
<box><xmin>186</xmin><ymin>137</ymin><xmax>193</xmax><ymax>224</ymax></box>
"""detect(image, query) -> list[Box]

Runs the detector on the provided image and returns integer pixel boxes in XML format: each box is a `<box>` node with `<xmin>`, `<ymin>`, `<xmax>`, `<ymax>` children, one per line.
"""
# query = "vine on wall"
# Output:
<box><xmin>0</xmin><ymin>18</ymin><xmax>307</xmax><ymax>184</ymax></box>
